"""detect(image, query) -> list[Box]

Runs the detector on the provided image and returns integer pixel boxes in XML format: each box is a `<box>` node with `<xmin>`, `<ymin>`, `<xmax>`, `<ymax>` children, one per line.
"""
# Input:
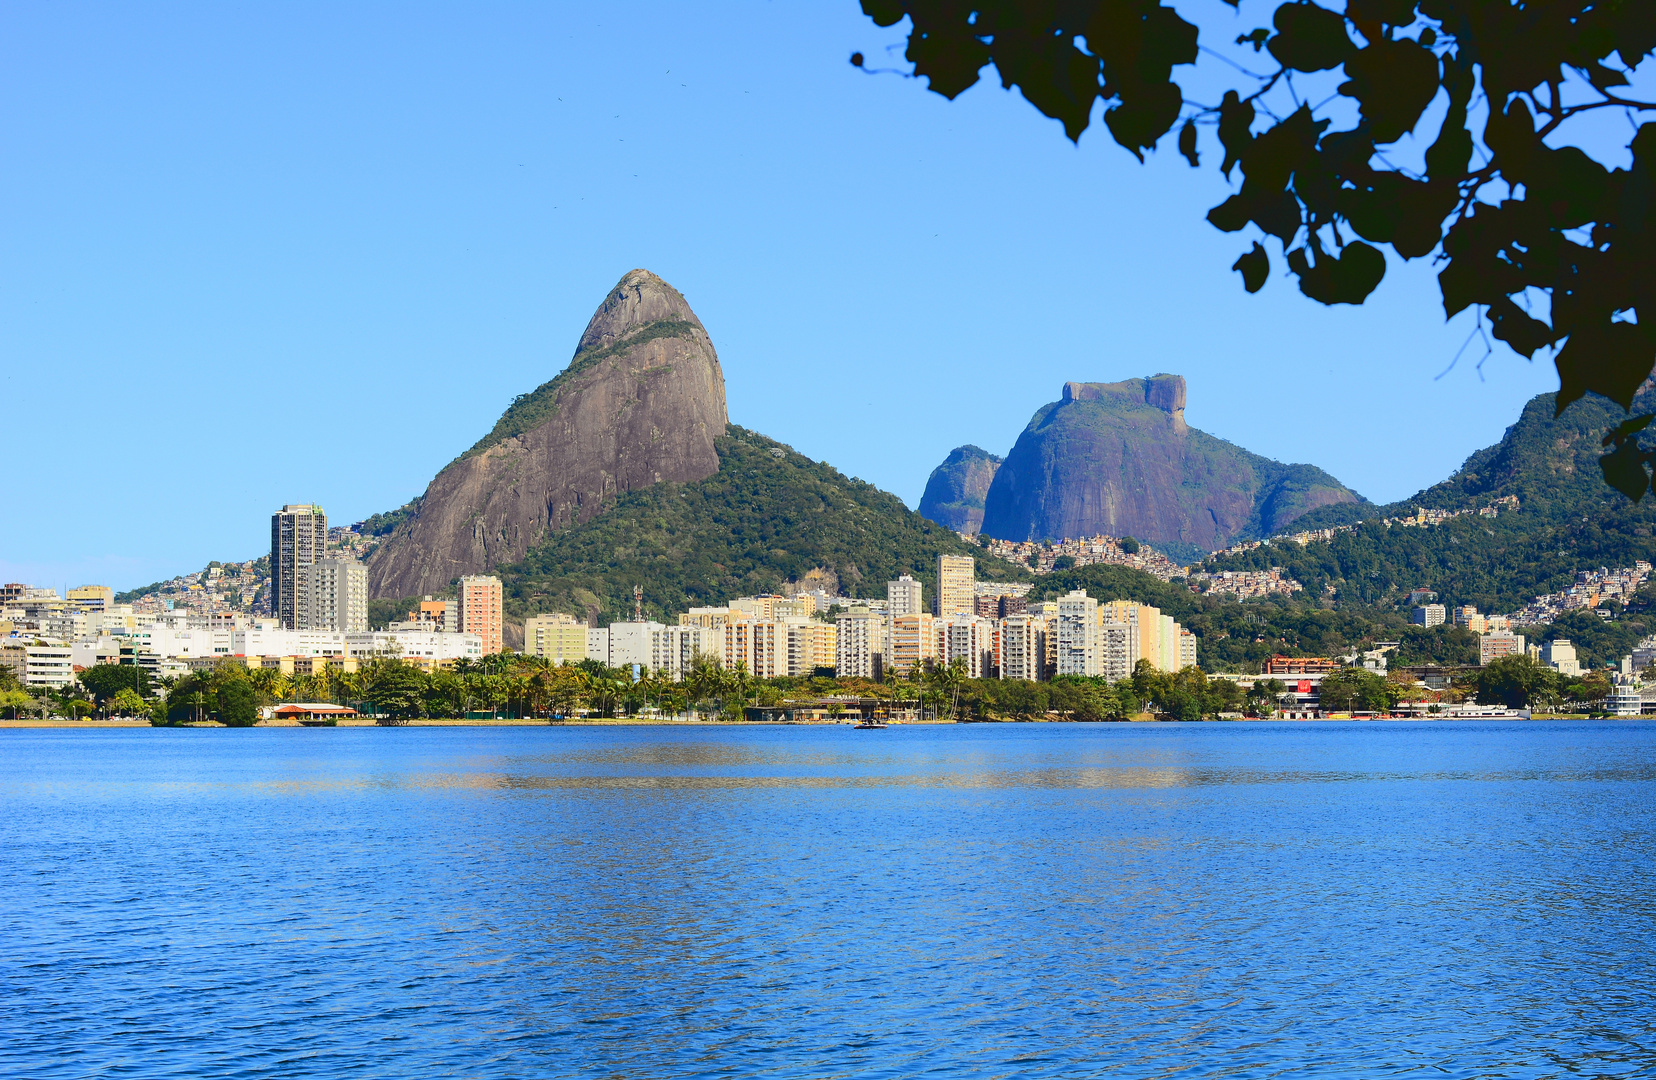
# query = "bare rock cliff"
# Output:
<box><xmin>368</xmin><ymin>269</ymin><xmax>728</xmax><ymax>598</ymax></box>
<box><xmin>980</xmin><ymin>374</ymin><xmax>1361</xmax><ymax>553</ymax></box>
<box><xmin>917</xmin><ymin>445</ymin><xmax>1002</xmax><ymax>534</ymax></box>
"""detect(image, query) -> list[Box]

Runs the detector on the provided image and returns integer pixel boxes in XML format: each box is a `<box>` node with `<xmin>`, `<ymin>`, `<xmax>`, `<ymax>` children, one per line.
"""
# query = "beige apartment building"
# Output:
<box><xmin>936</xmin><ymin>555</ymin><xmax>976</xmax><ymax>617</ymax></box>
<box><xmin>889</xmin><ymin>612</ymin><xmax>939</xmax><ymax>674</ymax></box>
<box><xmin>67</xmin><ymin>585</ymin><xmax>114</xmax><ymax>614</ymax></box>
<box><xmin>526</xmin><ymin>613</ymin><xmax>589</xmax><ymax>664</ymax></box>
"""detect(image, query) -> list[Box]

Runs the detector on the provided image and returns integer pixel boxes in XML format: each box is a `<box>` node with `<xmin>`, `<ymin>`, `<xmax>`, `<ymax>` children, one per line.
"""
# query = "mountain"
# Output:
<box><xmin>979</xmin><ymin>375</ymin><xmax>1362</xmax><ymax>559</ymax></box>
<box><xmin>918</xmin><ymin>445</ymin><xmax>1002</xmax><ymax>534</ymax></box>
<box><xmin>1206</xmin><ymin>387</ymin><xmax>1656</xmax><ymax>615</ymax></box>
<box><xmin>496</xmin><ymin>427</ymin><xmax>1029</xmax><ymax>624</ymax></box>
<box><xmin>368</xmin><ymin>270</ymin><xmax>728</xmax><ymax>598</ymax></box>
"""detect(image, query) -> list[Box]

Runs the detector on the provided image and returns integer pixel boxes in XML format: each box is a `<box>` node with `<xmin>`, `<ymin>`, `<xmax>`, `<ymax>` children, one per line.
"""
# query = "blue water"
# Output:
<box><xmin>3</xmin><ymin>721</ymin><xmax>1654</xmax><ymax>1079</ymax></box>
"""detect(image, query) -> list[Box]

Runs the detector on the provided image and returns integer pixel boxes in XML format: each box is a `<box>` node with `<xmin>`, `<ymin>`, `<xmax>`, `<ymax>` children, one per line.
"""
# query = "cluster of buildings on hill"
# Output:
<box><xmin>1185</xmin><ymin>567</ymin><xmax>1303</xmax><ymax>600</ymax></box>
<box><xmin>1506</xmin><ymin>562</ymin><xmax>1652</xmax><ymax>625</ymax></box>
<box><xmin>519</xmin><ymin>555</ymin><xmax>1197</xmax><ymax>683</ymax></box>
<box><xmin>978</xmin><ymin>534</ymin><xmax>1187</xmax><ymax>581</ymax></box>
<box><xmin>0</xmin><ymin>504</ymin><xmax>503</xmax><ymax>689</ymax></box>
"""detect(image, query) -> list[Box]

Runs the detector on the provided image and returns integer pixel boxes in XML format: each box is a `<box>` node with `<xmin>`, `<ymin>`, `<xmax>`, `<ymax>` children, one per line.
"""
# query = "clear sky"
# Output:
<box><xmin>2</xmin><ymin>2</ymin><xmax>1568</xmax><ymax>592</ymax></box>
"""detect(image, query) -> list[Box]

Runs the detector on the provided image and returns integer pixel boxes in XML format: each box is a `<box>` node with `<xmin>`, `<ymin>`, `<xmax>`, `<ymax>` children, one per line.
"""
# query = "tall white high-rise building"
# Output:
<box><xmin>942</xmin><ymin>615</ymin><xmax>996</xmax><ymax>678</ymax></box>
<box><xmin>998</xmin><ymin>615</ymin><xmax>1048</xmax><ymax>682</ymax></box>
<box><xmin>299</xmin><ymin>558</ymin><xmax>368</xmax><ymax>633</ymax></box>
<box><xmin>1056</xmin><ymin>589</ymin><xmax>1100</xmax><ymax>676</ymax></box>
<box><xmin>271</xmin><ymin>504</ymin><xmax>327</xmax><ymax>630</ymax></box>
<box><xmin>836</xmin><ymin>609</ymin><xmax>885</xmax><ymax>679</ymax></box>
<box><xmin>887</xmin><ymin>574</ymin><xmax>923</xmax><ymax>617</ymax></box>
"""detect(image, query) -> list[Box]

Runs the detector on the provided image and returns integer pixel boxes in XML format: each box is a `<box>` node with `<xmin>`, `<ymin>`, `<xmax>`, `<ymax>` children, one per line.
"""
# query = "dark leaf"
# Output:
<box><xmin>1252</xmin><ymin>188</ymin><xmax>1305</xmax><ymax>244</ymax></box>
<box><xmin>1207</xmin><ymin>194</ymin><xmax>1251</xmax><ymax>232</ymax></box>
<box><xmin>1599</xmin><ymin>439</ymin><xmax>1651</xmax><ymax>502</ymax></box>
<box><xmin>1287</xmin><ymin>240</ymin><xmax>1387</xmax><ymax>305</ymax></box>
<box><xmin>1391</xmin><ymin>179</ymin><xmax>1459</xmax><ymax>259</ymax></box>
<box><xmin>1483</xmin><ymin>98</ymin><xmax>1538</xmax><ymax>181</ymax></box>
<box><xmin>1525</xmin><ymin>145</ymin><xmax>1613</xmax><ymax>228</ymax></box>
<box><xmin>1268</xmin><ymin>3</ymin><xmax>1354</xmax><ymax>73</ymax></box>
<box><xmin>1236</xmin><ymin>28</ymin><xmax>1270</xmax><ymax>52</ymax></box>
<box><xmin>1234</xmin><ymin>242</ymin><xmax>1270</xmax><ymax>292</ymax></box>
<box><xmin>1424</xmin><ymin>55</ymin><xmax>1474</xmax><ymax>181</ymax></box>
<box><xmin>1339</xmin><ymin>37</ymin><xmax>1440</xmax><ymax>144</ymax></box>
<box><xmin>1601</xmin><ymin>414</ymin><xmax>1655</xmax><ymax>448</ymax></box>
<box><xmin>860</xmin><ymin>0</ymin><xmax>905</xmax><ymax>28</ymax></box>
<box><xmin>1217</xmin><ymin>90</ymin><xmax>1253</xmax><ymax>179</ymax></box>
<box><xmin>1179</xmin><ymin>119</ymin><xmax>1199</xmax><ymax>167</ymax></box>
<box><xmin>1556</xmin><ymin>320</ymin><xmax>1656</xmax><ymax>413</ymax></box>
<box><xmin>1486</xmin><ymin>298</ymin><xmax>1561</xmax><ymax>357</ymax></box>
<box><xmin>1104</xmin><ymin>80</ymin><xmax>1183</xmax><ymax>159</ymax></box>
<box><xmin>1346</xmin><ymin>0</ymin><xmax>1416</xmax><ymax>24</ymax></box>
<box><xmin>1238</xmin><ymin>105</ymin><xmax>1326</xmax><ymax>192</ymax></box>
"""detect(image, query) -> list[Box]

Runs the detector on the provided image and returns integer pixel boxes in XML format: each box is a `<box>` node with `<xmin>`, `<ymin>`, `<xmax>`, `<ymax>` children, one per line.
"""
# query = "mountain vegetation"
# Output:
<box><xmin>1206</xmin><ymin>390</ymin><xmax>1656</xmax><ymax>615</ymax></box>
<box><xmin>497</xmin><ymin>426</ymin><xmax>1030</xmax><ymax>624</ymax></box>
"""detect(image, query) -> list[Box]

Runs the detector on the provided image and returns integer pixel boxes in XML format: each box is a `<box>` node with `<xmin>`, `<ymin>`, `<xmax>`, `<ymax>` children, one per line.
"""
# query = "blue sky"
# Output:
<box><xmin>2</xmin><ymin>2</ymin><xmax>1568</xmax><ymax>591</ymax></box>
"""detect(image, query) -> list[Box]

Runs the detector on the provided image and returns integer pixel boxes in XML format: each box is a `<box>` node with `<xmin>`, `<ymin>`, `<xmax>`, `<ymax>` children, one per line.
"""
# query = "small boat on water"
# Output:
<box><xmin>853</xmin><ymin>720</ymin><xmax>888</xmax><ymax>730</ymax></box>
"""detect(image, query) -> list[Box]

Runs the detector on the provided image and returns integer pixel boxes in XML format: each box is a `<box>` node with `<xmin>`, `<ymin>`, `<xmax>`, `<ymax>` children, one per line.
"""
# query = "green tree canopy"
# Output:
<box><xmin>859</xmin><ymin>1</ymin><xmax>1656</xmax><ymax>497</ymax></box>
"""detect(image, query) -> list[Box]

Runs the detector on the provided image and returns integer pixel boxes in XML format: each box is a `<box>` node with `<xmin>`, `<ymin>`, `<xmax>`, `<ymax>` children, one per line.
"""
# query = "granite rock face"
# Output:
<box><xmin>368</xmin><ymin>269</ymin><xmax>728</xmax><ymax>598</ymax></box>
<box><xmin>979</xmin><ymin>374</ymin><xmax>1361</xmax><ymax>550</ymax></box>
<box><xmin>918</xmin><ymin>445</ymin><xmax>1003</xmax><ymax>534</ymax></box>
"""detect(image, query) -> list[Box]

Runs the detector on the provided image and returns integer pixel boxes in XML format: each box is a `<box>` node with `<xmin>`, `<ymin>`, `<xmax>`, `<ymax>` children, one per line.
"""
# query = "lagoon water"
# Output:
<box><xmin>3</xmin><ymin>721</ymin><xmax>1654</xmax><ymax>1079</ymax></box>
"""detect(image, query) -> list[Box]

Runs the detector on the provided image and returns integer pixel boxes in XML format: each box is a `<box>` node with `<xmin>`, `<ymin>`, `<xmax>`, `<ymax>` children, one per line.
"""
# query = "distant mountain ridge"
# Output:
<box><xmin>918</xmin><ymin>445</ymin><xmax>1002</xmax><ymax>534</ymax></box>
<box><xmin>964</xmin><ymin>375</ymin><xmax>1362</xmax><ymax>560</ymax></box>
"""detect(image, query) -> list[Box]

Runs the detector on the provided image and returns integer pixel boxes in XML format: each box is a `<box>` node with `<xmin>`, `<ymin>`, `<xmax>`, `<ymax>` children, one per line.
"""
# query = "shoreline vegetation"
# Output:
<box><xmin>0</xmin><ymin>714</ymin><xmax>1614</xmax><ymax>729</ymax></box>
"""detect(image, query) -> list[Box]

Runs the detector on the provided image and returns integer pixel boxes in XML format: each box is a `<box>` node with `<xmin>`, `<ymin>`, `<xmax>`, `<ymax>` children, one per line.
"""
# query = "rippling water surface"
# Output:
<box><xmin>3</xmin><ymin>721</ymin><xmax>1654</xmax><ymax>1078</ymax></box>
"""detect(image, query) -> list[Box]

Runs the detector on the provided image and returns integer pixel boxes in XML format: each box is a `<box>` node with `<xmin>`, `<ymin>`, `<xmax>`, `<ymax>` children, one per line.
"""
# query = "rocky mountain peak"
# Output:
<box><xmin>367</xmin><ymin>269</ymin><xmax>727</xmax><ymax>599</ymax></box>
<box><xmin>576</xmin><ymin>269</ymin><xmax>702</xmax><ymax>355</ymax></box>
<box><xmin>1063</xmin><ymin>374</ymin><xmax>1187</xmax><ymax>434</ymax></box>
<box><xmin>974</xmin><ymin>374</ymin><xmax>1360</xmax><ymax>557</ymax></box>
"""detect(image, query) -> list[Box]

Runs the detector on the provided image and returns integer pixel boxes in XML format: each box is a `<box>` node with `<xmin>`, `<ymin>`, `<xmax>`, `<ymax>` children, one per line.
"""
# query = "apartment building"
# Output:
<box><xmin>651</xmin><ymin>624</ymin><xmax>718</xmax><ymax>681</ymax></box>
<box><xmin>998</xmin><ymin>615</ymin><xmax>1048</xmax><ymax>682</ymax></box>
<box><xmin>935</xmin><ymin>554</ymin><xmax>975</xmax><ymax>617</ymax></box>
<box><xmin>942</xmin><ymin>614</ymin><xmax>996</xmax><ymax>678</ymax></box>
<box><xmin>1479</xmin><ymin>631</ymin><xmax>1526</xmax><ymax>665</ymax></box>
<box><xmin>889</xmin><ymin>612</ymin><xmax>939</xmax><ymax>674</ymax></box>
<box><xmin>836</xmin><ymin>608</ymin><xmax>885</xmax><ymax>679</ymax></box>
<box><xmin>525</xmin><ymin>613</ymin><xmax>589</xmax><ymax>664</ymax></box>
<box><xmin>457</xmin><ymin>575</ymin><xmax>504</xmax><ymax>656</ymax></box>
<box><xmin>783</xmin><ymin>619</ymin><xmax>837</xmax><ymax>677</ymax></box>
<box><xmin>271</xmin><ymin>504</ymin><xmax>328</xmax><ymax>630</ymax></box>
<box><xmin>299</xmin><ymin>559</ymin><xmax>367</xmax><ymax>633</ymax></box>
<box><xmin>1056</xmin><ymin>590</ymin><xmax>1100</xmax><ymax>676</ymax></box>
<box><xmin>67</xmin><ymin>585</ymin><xmax>114</xmax><ymax>614</ymax></box>
<box><xmin>887</xmin><ymin>575</ymin><xmax>923</xmax><ymax>618</ymax></box>
<box><xmin>721</xmin><ymin>618</ymin><xmax>779</xmax><ymax>678</ymax></box>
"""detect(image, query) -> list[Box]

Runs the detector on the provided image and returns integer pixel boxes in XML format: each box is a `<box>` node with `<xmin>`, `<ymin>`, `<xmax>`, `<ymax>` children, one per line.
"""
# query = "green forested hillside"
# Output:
<box><xmin>498</xmin><ymin>426</ymin><xmax>1029</xmax><ymax>623</ymax></box>
<box><xmin>1209</xmin><ymin>390</ymin><xmax>1656</xmax><ymax>613</ymax></box>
